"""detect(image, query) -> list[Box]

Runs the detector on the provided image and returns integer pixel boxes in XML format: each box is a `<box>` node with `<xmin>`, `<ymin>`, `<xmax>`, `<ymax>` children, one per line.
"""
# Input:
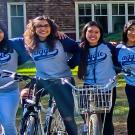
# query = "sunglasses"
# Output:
<box><xmin>35</xmin><ymin>24</ymin><xmax>50</xmax><ymax>28</ymax></box>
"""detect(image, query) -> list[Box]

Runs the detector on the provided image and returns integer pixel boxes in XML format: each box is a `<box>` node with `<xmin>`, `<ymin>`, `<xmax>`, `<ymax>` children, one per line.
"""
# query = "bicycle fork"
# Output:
<box><xmin>44</xmin><ymin>99</ymin><xmax>56</xmax><ymax>135</ymax></box>
<box><xmin>81</xmin><ymin>112</ymin><xmax>89</xmax><ymax>135</ymax></box>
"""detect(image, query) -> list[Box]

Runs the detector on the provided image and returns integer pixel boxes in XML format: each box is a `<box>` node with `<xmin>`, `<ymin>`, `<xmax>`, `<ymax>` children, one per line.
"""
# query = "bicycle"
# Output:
<box><xmin>1</xmin><ymin>67</ymin><xmax>134</xmax><ymax>135</ymax></box>
<box><xmin>64</xmin><ymin>66</ymin><xmax>135</xmax><ymax>135</ymax></box>
<box><xmin>0</xmin><ymin>70</ymin><xmax>67</xmax><ymax>135</ymax></box>
<box><xmin>64</xmin><ymin>78</ymin><xmax>115</xmax><ymax>135</ymax></box>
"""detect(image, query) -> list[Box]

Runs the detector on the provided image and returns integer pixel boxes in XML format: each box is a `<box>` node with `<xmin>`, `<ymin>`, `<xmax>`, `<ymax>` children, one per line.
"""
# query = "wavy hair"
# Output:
<box><xmin>78</xmin><ymin>21</ymin><xmax>104</xmax><ymax>80</ymax></box>
<box><xmin>23</xmin><ymin>16</ymin><xmax>58</xmax><ymax>52</ymax></box>
<box><xmin>122</xmin><ymin>20</ymin><xmax>135</xmax><ymax>44</ymax></box>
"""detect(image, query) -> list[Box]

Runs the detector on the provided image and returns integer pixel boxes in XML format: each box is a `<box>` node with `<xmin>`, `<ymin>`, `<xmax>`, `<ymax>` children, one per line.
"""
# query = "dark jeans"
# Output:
<box><xmin>36</xmin><ymin>77</ymin><xmax>78</xmax><ymax>135</ymax></box>
<box><xmin>125</xmin><ymin>84</ymin><xmax>135</xmax><ymax>135</ymax></box>
<box><xmin>101</xmin><ymin>87</ymin><xmax>116</xmax><ymax>135</ymax></box>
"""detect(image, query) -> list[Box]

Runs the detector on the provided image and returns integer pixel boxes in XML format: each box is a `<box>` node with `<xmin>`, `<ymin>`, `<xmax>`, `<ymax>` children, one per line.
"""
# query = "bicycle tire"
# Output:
<box><xmin>19</xmin><ymin>115</ymin><xmax>42</xmax><ymax>135</ymax></box>
<box><xmin>88</xmin><ymin>114</ymin><xmax>102</xmax><ymax>135</ymax></box>
<box><xmin>49</xmin><ymin>108</ymin><xmax>67</xmax><ymax>135</ymax></box>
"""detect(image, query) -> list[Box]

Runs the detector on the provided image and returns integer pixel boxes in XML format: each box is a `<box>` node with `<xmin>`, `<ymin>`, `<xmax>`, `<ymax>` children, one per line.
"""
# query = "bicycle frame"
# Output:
<box><xmin>72</xmin><ymin>84</ymin><xmax>114</xmax><ymax>135</ymax></box>
<box><xmin>20</xmin><ymin>83</ymin><xmax>67</xmax><ymax>135</ymax></box>
<box><xmin>19</xmin><ymin>86</ymin><xmax>46</xmax><ymax>135</ymax></box>
<box><xmin>0</xmin><ymin>70</ymin><xmax>68</xmax><ymax>135</ymax></box>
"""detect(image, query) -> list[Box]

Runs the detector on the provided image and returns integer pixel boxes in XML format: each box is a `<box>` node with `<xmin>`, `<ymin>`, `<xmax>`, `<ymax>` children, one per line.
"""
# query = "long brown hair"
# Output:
<box><xmin>78</xmin><ymin>21</ymin><xmax>104</xmax><ymax>80</ymax></box>
<box><xmin>23</xmin><ymin>15</ymin><xmax>58</xmax><ymax>52</ymax></box>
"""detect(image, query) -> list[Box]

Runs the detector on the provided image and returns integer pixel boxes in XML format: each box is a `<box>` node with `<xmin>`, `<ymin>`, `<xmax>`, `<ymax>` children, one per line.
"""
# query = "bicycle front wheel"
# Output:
<box><xmin>88</xmin><ymin>114</ymin><xmax>102</xmax><ymax>135</ymax></box>
<box><xmin>19</xmin><ymin>115</ymin><xmax>42</xmax><ymax>135</ymax></box>
<box><xmin>49</xmin><ymin>108</ymin><xmax>67</xmax><ymax>135</ymax></box>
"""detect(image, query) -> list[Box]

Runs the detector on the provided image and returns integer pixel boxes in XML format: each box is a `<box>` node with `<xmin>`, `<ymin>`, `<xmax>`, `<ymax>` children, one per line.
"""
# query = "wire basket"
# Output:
<box><xmin>72</xmin><ymin>85</ymin><xmax>113</xmax><ymax>114</ymax></box>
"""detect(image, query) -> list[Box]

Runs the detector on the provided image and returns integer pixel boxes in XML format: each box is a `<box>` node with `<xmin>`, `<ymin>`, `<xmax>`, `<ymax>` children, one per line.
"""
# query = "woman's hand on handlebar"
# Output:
<box><xmin>20</xmin><ymin>88</ymin><xmax>33</xmax><ymax>99</ymax></box>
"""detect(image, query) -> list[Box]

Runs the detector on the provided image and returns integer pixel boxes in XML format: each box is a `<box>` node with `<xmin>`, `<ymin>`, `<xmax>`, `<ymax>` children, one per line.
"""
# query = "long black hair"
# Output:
<box><xmin>78</xmin><ymin>21</ymin><xmax>104</xmax><ymax>80</ymax></box>
<box><xmin>0</xmin><ymin>22</ymin><xmax>9</xmax><ymax>52</ymax></box>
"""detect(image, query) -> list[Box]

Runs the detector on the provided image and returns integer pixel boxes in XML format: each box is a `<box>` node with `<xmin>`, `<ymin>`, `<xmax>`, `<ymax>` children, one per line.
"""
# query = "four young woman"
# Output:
<box><xmin>0</xmin><ymin>15</ymin><xmax>135</xmax><ymax>134</ymax></box>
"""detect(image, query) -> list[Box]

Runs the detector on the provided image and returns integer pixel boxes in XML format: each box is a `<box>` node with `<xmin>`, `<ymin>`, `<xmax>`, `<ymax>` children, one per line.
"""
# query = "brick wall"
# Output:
<box><xmin>0</xmin><ymin>0</ymin><xmax>7</xmax><ymax>27</ymax></box>
<box><xmin>25</xmin><ymin>0</ymin><xmax>76</xmax><ymax>39</ymax></box>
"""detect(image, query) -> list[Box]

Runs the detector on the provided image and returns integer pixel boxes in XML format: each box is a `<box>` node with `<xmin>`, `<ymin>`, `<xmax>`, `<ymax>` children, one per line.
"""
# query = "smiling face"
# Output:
<box><xmin>86</xmin><ymin>26</ymin><xmax>101</xmax><ymax>46</ymax></box>
<box><xmin>34</xmin><ymin>20</ymin><xmax>51</xmax><ymax>41</ymax></box>
<box><xmin>127</xmin><ymin>25</ymin><xmax>135</xmax><ymax>46</ymax></box>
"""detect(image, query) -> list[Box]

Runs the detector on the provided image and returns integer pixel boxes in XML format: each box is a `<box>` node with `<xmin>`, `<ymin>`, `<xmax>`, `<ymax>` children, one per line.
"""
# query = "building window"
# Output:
<box><xmin>94</xmin><ymin>4</ymin><xmax>108</xmax><ymax>33</ymax></box>
<box><xmin>78</xmin><ymin>3</ymin><xmax>107</xmax><ymax>39</ymax></box>
<box><xmin>128</xmin><ymin>3</ymin><xmax>135</xmax><ymax>20</ymax></box>
<box><xmin>78</xmin><ymin>4</ymin><xmax>92</xmax><ymax>36</ymax></box>
<box><xmin>112</xmin><ymin>4</ymin><xmax>125</xmax><ymax>32</ymax></box>
<box><xmin>7</xmin><ymin>3</ymin><xmax>26</xmax><ymax>38</ymax></box>
<box><xmin>76</xmin><ymin>2</ymin><xmax>135</xmax><ymax>40</ymax></box>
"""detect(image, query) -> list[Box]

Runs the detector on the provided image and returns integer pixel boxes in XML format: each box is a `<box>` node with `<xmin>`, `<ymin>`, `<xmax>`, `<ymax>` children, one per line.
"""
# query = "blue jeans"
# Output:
<box><xmin>0</xmin><ymin>89</ymin><xmax>19</xmax><ymax>135</ymax></box>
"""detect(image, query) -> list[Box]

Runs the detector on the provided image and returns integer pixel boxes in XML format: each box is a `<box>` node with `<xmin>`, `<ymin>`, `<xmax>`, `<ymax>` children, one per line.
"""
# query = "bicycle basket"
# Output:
<box><xmin>72</xmin><ymin>85</ymin><xmax>113</xmax><ymax>114</ymax></box>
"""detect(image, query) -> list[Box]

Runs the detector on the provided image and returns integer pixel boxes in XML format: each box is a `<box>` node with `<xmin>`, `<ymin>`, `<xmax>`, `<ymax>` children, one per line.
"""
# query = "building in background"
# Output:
<box><xmin>0</xmin><ymin>0</ymin><xmax>135</xmax><ymax>41</ymax></box>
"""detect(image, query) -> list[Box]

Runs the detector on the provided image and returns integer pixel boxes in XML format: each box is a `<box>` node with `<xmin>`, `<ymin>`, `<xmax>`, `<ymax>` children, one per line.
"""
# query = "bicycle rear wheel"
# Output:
<box><xmin>49</xmin><ymin>108</ymin><xmax>67</xmax><ymax>135</ymax></box>
<box><xmin>19</xmin><ymin>115</ymin><xmax>42</xmax><ymax>135</ymax></box>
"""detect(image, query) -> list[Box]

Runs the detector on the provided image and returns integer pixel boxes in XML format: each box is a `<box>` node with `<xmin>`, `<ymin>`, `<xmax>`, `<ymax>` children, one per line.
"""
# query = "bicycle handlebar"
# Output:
<box><xmin>114</xmin><ymin>66</ymin><xmax>135</xmax><ymax>77</ymax></box>
<box><xmin>0</xmin><ymin>70</ymin><xmax>34</xmax><ymax>89</ymax></box>
<box><xmin>0</xmin><ymin>70</ymin><xmax>33</xmax><ymax>81</ymax></box>
<box><xmin>1</xmin><ymin>66</ymin><xmax>135</xmax><ymax>91</ymax></box>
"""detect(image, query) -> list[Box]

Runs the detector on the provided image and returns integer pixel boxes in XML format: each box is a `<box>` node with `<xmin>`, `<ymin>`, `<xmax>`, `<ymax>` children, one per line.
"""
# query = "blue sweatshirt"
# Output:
<box><xmin>116</xmin><ymin>43</ymin><xmax>135</xmax><ymax>86</ymax></box>
<box><xmin>29</xmin><ymin>37</ymin><xmax>79</xmax><ymax>79</ymax></box>
<box><xmin>84</xmin><ymin>42</ymin><xmax>116</xmax><ymax>85</ymax></box>
<box><xmin>0</xmin><ymin>37</ymin><xmax>30</xmax><ymax>91</ymax></box>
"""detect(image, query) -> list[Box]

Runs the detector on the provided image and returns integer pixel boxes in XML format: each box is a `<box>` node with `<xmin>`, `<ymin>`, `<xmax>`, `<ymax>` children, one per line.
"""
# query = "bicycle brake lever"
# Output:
<box><xmin>0</xmin><ymin>70</ymin><xmax>15</xmax><ymax>78</ymax></box>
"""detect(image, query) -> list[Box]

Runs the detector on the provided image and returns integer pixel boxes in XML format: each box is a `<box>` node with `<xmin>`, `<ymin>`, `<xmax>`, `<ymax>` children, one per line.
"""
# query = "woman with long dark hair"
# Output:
<box><xmin>78</xmin><ymin>21</ymin><xmax>117</xmax><ymax>135</ymax></box>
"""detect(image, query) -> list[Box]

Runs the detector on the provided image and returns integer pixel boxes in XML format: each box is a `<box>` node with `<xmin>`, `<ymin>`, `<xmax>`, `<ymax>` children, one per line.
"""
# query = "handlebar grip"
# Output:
<box><xmin>14</xmin><ymin>74</ymin><xmax>31</xmax><ymax>80</ymax></box>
